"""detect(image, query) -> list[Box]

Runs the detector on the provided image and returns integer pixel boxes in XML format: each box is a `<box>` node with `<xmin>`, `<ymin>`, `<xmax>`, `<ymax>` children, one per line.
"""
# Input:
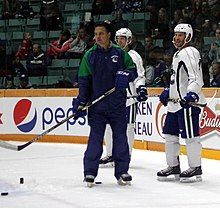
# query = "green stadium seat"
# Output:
<box><xmin>154</xmin><ymin>39</ymin><xmax>164</xmax><ymax>48</ymax></box>
<box><xmin>33</xmin><ymin>31</ymin><xmax>48</xmax><ymax>44</ymax></box>
<box><xmin>99</xmin><ymin>14</ymin><xmax>114</xmax><ymax>22</ymax></box>
<box><xmin>0</xmin><ymin>20</ymin><xmax>6</xmax><ymax>32</ymax></box>
<box><xmin>8</xmin><ymin>19</ymin><xmax>25</xmax><ymax>32</ymax></box>
<box><xmin>203</xmin><ymin>37</ymin><xmax>216</xmax><ymax>45</ymax></box>
<box><xmin>64</xmin><ymin>58</ymin><xmax>80</xmax><ymax>80</ymax></box>
<box><xmin>65</xmin><ymin>15</ymin><xmax>80</xmax><ymax>32</ymax></box>
<box><xmin>25</xmin><ymin>18</ymin><xmax>40</xmax><ymax>32</ymax></box>
<box><xmin>47</xmin><ymin>59</ymin><xmax>69</xmax><ymax>76</ymax></box>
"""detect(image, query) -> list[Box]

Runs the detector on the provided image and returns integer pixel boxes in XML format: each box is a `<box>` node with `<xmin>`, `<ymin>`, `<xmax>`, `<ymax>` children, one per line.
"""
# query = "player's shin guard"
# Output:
<box><xmin>180</xmin><ymin>136</ymin><xmax>202</xmax><ymax>182</ymax></box>
<box><xmin>165</xmin><ymin>134</ymin><xmax>180</xmax><ymax>167</ymax></box>
<box><xmin>157</xmin><ymin>134</ymin><xmax>180</xmax><ymax>181</ymax></box>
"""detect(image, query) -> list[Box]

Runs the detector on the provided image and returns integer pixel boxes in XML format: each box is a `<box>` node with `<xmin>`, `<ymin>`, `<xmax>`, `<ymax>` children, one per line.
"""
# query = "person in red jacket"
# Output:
<box><xmin>16</xmin><ymin>32</ymin><xmax>32</xmax><ymax>60</ymax></box>
<box><xmin>47</xmin><ymin>29</ymin><xmax>72</xmax><ymax>59</ymax></box>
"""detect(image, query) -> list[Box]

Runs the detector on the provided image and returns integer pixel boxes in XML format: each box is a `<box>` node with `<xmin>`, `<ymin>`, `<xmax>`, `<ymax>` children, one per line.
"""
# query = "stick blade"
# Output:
<box><xmin>0</xmin><ymin>141</ymin><xmax>18</xmax><ymax>151</ymax></box>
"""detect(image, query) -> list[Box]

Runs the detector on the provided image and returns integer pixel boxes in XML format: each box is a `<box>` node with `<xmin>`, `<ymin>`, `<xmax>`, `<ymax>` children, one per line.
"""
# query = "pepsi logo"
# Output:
<box><xmin>13</xmin><ymin>99</ymin><xmax>37</xmax><ymax>133</ymax></box>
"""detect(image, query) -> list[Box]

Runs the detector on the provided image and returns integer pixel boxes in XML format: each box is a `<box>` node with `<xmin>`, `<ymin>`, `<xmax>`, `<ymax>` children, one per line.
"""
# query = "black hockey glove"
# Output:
<box><xmin>115</xmin><ymin>69</ymin><xmax>132</xmax><ymax>90</ymax></box>
<box><xmin>136</xmin><ymin>85</ymin><xmax>148</xmax><ymax>102</ymax></box>
<box><xmin>180</xmin><ymin>92</ymin><xmax>199</xmax><ymax>109</ymax></box>
<box><xmin>72</xmin><ymin>98</ymin><xmax>87</xmax><ymax>119</ymax></box>
<box><xmin>159</xmin><ymin>87</ymin><xmax>169</xmax><ymax>106</ymax></box>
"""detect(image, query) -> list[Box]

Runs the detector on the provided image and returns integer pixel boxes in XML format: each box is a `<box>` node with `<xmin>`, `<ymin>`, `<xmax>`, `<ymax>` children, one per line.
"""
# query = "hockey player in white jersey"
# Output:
<box><xmin>100</xmin><ymin>28</ymin><xmax>147</xmax><ymax>166</ymax></box>
<box><xmin>157</xmin><ymin>24</ymin><xmax>206</xmax><ymax>182</ymax></box>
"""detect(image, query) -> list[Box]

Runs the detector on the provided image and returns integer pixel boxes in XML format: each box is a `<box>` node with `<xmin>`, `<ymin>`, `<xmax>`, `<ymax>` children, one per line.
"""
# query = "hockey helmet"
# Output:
<box><xmin>115</xmin><ymin>28</ymin><xmax>132</xmax><ymax>47</ymax></box>
<box><xmin>174</xmin><ymin>23</ymin><xmax>193</xmax><ymax>43</ymax></box>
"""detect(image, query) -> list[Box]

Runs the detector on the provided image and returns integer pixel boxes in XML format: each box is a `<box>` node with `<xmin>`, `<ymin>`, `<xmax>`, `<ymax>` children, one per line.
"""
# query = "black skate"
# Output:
<box><xmin>99</xmin><ymin>156</ymin><xmax>114</xmax><ymax>167</ymax></box>
<box><xmin>157</xmin><ymin>165</ymin><xmax>181</xmax><ymax>181</ymax></box>
<box><xmin>117</xmin><ymin>173</ymin><xmax>132</xmax><ymax>186</ymax></box>
<box><xmin>180</xmin><ymin>166</ymin><xmax>202</xmax><ymax>183</ymax></box>
<box><xmin>84</xmin><ymin>175</ymin><xmax>95</xmax><ymax>188</ymax></box>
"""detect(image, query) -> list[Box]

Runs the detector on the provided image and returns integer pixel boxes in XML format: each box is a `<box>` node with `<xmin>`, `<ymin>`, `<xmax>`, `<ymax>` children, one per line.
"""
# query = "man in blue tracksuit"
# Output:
<box><xmin>72</xmin><ymin>22</ymin><xmax>142</xmax><ymax>187</ymax></box>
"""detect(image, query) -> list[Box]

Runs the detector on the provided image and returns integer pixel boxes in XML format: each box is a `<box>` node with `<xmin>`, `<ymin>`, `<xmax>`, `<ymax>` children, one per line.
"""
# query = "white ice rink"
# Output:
<box><xmin>1</xmin><ymin>142</ymin><xmax>220</xmax><ymax>208</ymax></box>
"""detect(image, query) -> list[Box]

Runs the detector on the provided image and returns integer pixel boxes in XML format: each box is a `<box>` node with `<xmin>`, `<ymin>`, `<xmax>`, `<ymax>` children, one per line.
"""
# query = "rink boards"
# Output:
<box><xmin>0</xmin><ymin>88</ymin><xmax>220</xmax><ymax>160</ymax></box>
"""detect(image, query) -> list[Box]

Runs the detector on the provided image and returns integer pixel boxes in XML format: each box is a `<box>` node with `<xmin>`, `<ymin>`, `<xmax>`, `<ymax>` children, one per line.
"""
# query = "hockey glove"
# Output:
<box><xmin>72</xmin><ymin>98</ymin><xmax>87</xmax><ymax>119</ymax></box>
<box><xmin>136</xmin><ymin>85</ymin><xmax>148</xmax><ymax>102</ymax></box>
<box><xmin>180</xmin><ymin>92</ymin><xmax>199</xmax><ymax>109</ymax></box>
<box><xmin>159</xmin><ymin>87</ymin><xmax>169</xmax><ymax>106</ymax></box>
<box><xmin>115</xmin><ymin>69</ymin><xmax>131</xmax><ymax>90</ymax></box>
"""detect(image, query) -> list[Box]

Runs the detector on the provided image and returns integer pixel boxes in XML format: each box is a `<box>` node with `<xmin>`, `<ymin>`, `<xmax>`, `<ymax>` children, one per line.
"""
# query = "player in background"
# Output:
<box><xmin>72</xmin><ymin>22</ymin><xmax>138</xmax><ymax>187</ymax></box>
<box><xmin>99</xmin><ymin>28</ymin><xmax>148</xmax><ymax>166</ymax></box>
<box><xmin>157</xmin><ymin>24</ymin><xmax>206</xmax><ymax>182</ymax></box>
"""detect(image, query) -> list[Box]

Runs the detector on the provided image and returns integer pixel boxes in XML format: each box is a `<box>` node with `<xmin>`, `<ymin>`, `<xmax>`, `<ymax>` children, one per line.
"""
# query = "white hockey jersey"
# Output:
<box><xmin>126</xmin><ymin>49</ymin><xmax>146</xmax><ymax>106</ymax></box>
<box><xmin>168</xmin><ymin>46</ymin><xmax>206</xmax><ymax>113</ymax></box>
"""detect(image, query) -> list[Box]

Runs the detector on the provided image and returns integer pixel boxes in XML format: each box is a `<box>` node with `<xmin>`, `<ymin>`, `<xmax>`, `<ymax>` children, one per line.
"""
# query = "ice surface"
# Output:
<box><xmin>1</xmin><ymin>142</ymin><xmax>220</xmax><ymax>208</ymax></box>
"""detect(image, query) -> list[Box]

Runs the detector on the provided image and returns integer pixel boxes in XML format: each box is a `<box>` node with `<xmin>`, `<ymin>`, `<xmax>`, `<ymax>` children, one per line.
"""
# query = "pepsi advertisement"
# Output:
<box><xmin>0</xmin><ymin>97</ymin><xmax>90</xmax><ymax>136</ymax></box>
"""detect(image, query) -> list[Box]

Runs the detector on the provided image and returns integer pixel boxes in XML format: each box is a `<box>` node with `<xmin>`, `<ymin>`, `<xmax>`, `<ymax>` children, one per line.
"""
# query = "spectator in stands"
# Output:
<box><xmin>144</xmin><ymin>35</ymin><xmax>156</xmax><ymax>66</ymax></box>
<box><xmin>1</xmin><ymin>0</ymin><xmax>20</xmax><ymax>19</ymax></box>
<box><xmin>110</xmin><ymin>9</ymin><xmax>129</xmax><ymax>42</ymax></box>
<box><xmin>0</xmin><ymin>45</ymin><xmax>13</xmax><ymax>77</ymax></box>
<box><xmin>17</xmin><ymin>73</ymin><xmax>33</xmax><ymax>89</ymax></box>
<box><xmin>27</xmin><ymin>43</ymin><xmax>47</xmax><ymax>76</ymax></box>
<box><xmin>152</xmin><ymin>53</ymin><xmax>172</xmax><ymax>87</ymax></box>
<box><xmin>130</xmin><ymin>33</ymin><xmax>145</xmax><ymax>59</ymax></box>
<box><xmin>47</xmin><ymin>29</ymin><xmax>72</xmax><ymax>59</ymax></box>
<box><xmin>209</xmin><ymin>27</ymin><xmax>220</xmax><ymax>64</ymax></box>
<box><xmin>17</xmin><ymin>0</ymin><xmax>35</xmax><ymax>19</ymax></box>
<box><xmin>156</xmin><ymin>8</ymin><xmax>169</xmax><ymax>39</ymax></box>
<box><xmin>169</xmin><ymin>9</ymin><xmax>183</xmax><ymax>35</ymax></box>
<box><xmin>5</xmin><ymin>74</ymin><xmax>16</xmax><ymax>89</ymax></box>
<box><xmin>210</xmin><ymin>62</ymin><xmax>220</xmax><ymax>87</ymax></box>
<box><xmin>12</xmin><ymin>56</ymin><xmax>27</xmax><ymax>76</ymax></box>
<box><xmin>193</xmin><ymin>2</ymin><xmax>211</xmax><ymax>36</ymax></box>
<box><xmin>144</xmin><ymin>0</ymin><xmax>167</xmax><ymax>10</ymax></box>
<box><xmin>209</xmin><ymin>4</ymin><xmax>220</xmax><ymax>26</ymax></box>
<box><xmin>120</xmin><ymin>0</ymin><xmax>144</xmax><ymax>12</ymax></box>
<box><xmin>66</xmin><ymin>27</ymin><xmax>89</xmax><ymax>59</ymax></box>
<box><xmin>91</xmin><ymin>0</ymin><xmax>113</xmax><ymax>15</ymax></box>
<box><xmin>16</xmin><ymin>32</ymin><xmax>33</xmax><ymax>60</ymax></box>
<box><xmin>40</xmin><ymin>0</ymin><xmax>64</xmax><ymax>31</ymax></box>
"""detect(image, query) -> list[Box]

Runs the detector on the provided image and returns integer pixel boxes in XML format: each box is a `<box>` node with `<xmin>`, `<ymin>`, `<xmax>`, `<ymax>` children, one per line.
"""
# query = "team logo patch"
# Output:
<box><xmin>111</xmin><ymin>55</ymin><xmax>119</xmax><ymax>63</ymax></box>
<box><xmin>13</xmin><ymin>99</ymin><xmax>37</xmax><ymax>133</ymax></box>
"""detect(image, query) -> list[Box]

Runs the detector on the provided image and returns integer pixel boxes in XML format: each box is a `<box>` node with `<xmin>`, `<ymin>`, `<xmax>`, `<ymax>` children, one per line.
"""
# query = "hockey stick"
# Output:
<box><xmin>127</xmin><ymin>94</ymin><xmax>159</xmax><ymax>99</ymax></box>
<box><xmin>0</xmin><ymin>87</ymin><xmax>116</xmax><ymax>151</ymax></box>
<box><xmin>168</xmin><ymin>98</ymin><xmax>207</xmax><ymax>107</ymax></box>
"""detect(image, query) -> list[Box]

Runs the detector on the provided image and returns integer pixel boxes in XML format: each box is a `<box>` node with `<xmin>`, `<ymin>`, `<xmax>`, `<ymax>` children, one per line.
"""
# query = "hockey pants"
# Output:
<box><xmin>83</xmin><ymin>109</ymin><xmax>130</xmax><ymax>180</ymax></box>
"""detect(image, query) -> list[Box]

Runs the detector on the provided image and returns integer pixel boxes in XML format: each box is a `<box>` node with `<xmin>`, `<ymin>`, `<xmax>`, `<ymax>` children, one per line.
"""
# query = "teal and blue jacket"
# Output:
<box><xmin>78</xmin><ymin>43</ymin><xmax>137</xmax><ymax>111</ymax></box>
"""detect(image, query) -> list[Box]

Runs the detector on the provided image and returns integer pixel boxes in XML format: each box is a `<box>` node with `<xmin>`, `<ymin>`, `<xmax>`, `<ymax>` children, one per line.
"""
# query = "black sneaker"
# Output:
<box><xmin>117</xmin><ymin>173</ymin><xmax>132</xmax><ymax>185</ymax></box>
<box><xmin>84</xmin><ymin>175</ymin><xmax>95</xmax><ymax>188</ymax></box>
<box><xmin>99</xmin><ymin>156</ymin><xmax>114</xmax><ymax>167</ymax></box>
<box><xmin>157</xmin><ymin>165</ymin><xmax>181</xmax><ymax>181</ymax></box>
<box><xmin>180</xmin><ymin>166</ymin><xmax>202</xmax><ymax>182</ymax></box>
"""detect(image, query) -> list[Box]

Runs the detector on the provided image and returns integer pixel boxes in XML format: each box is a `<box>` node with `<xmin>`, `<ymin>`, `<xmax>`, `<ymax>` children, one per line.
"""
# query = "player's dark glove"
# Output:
<box><xmin>159</xmin><ymin>87</ymin><xmax>169</xmax><ymax>106</ymax></box>
<box><xmin>180</xmin><ymin>92</ymin><xmax>199</xmax><ymax>109</ymax></box>
<box><xmin>136</xmin><ymin>85</ymin><xmax>148</xmax><ymax>102</ymax></box>
<box><xmin>72</xmin><ymin>98</ymin><xmax>87</xmax><ymax>119</ymax></box>
<box><xmin>115</xmin><ymin>69</ymin><xmax>131</xmax><ymax>90</ymax></box>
